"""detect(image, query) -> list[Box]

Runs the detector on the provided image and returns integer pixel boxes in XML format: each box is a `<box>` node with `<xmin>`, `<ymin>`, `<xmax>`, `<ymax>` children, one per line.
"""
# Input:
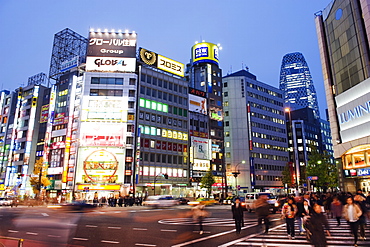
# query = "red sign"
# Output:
<box><xmin>168</xmin><ymin>142</ymin><xmax>172</xmax><ymax>150</ymax></box>
<box><xmin>178</xmin><ymin>144</ymin><xmax>183</xmax><ymax>152</ymax></box>
<box><xmin>183</xmin><ymin>145</ymin><xmax>187</xmax><ymax>152</ymax></box>
<box><xmin>173</xmin><ymin>143</ymin><xmax>177</xmax><ymax>151</ymax></box>
<box><xmin>144</xmin><ymin>138</ymin><xmax>149</xmax><ymax>148</ymax></box>
<box><xmin>84</xmin><ymin>135</ymin><xmax>124</xmax><ymax>146</ymax></box>
<box><xmin>162</xmin><ymin>141</ymin><xmax>167</xmax><ymax>150</ymax></box>
<box><xmin>126</xmin><ymin>157</ymin><xmax>133</xmax><ymax>162</ymax></box>
<box><xmin>156</xmin><ymin>141</ymin><xmax>161</xmax><ymax>149</ymax></box>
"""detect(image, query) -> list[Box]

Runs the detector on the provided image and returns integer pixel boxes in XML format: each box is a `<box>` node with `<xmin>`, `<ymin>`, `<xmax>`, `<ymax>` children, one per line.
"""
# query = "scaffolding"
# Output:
<box><xmin>49</xmin><ymin>28</ymin><xmax>88</xmax><ymax>81</ymax></box>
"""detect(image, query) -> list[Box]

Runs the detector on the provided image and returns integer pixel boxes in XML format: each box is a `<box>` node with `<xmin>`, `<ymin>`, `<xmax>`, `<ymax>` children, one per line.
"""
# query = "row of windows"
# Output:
<box><xmin>247</xmin><ymin>82</ymin><xmax>283</xmax><ymax>98</ymax></box>
<box><xmin>90</xmin><ymin>89</ymin><xmax>124</xmax><ymax>97</ymax></box>
<box><xmin>140</xmin><ymin>85</ymin><xmax>187</xmax><ymax>106</ymax></box>
<box><xmin>249</xmin><ymin>102</ymin><xmax>283</xmax><ymax>116</ymax></box>
<box><xmin>253</xmin><ymin>142</ymin><xmax>287</xmax><ymax>152</ymax></box>
<box><xmin>252</xmin><ymin>132</ymin><xmax>287</xmax><ymax>143</ymax></box>
<box><xmin>142</xmin><ymin>166</ymin><xmax>187</xmax><ymax>178</ymax></box>
<box><xmin>255</xmin><ymin>163</ymin><xmax>284</xmax><ymax>171</ymax></box>
<box><xmin>141</xmin><ymin>74</ymin><xmax>187</xmax><ymax>95</ymax></box>
<box><xmin>141</xmin><ymin>153</ymin><xmax>187</xmax><ymax>165</ymax></box>
<box><xmin>139</xmin><ymin>111</ymin><xmax>187</xmax><ymax>130</ymax></box>
<box><xmin>251</xmin><ymin>122</ymin><xmax>286</xmax><ymax>133</ymax></box>
<box><xmin>255</xmin><ymin>175</ymin><xmax>282</xmax><ymax>181</ymax></box>
<box><xmin>247</xmin><ymin>92</ymin><xmax>283</xmax><ymax>106</ymax></box>
<box><xmin>139</xmin><ymin>124</ymin><xmax>188</xmax><ymax>141</ymax></box>
<box><xmin>251</xmin><ymin>112</ymin><xmax>285</xmax><ymax>124</ymax></box>
<box><xmin>251</xmin><ymin>152</ymin><xmax>288</xmax><ymax>162</ymax></box>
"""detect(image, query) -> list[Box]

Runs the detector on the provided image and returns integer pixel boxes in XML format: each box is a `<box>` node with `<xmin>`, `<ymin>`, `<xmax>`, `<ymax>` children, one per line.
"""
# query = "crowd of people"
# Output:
<box><xmin>93</xmin><ymin>195</ymin><xmax>143</xmax><ymax>207</ymax></box>
<box><xmin>279</xmin><ymin>189</ymin><xmax>370</xmax><ymax>247</ymax></box>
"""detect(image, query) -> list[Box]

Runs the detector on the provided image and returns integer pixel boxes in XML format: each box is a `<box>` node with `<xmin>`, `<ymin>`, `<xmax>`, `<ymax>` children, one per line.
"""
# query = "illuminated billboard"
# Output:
<box><xmin>336</xmin><ymin>78</ymin><xmax>370</xmax><ymax>143</ymax></box>
<box><xmin>81</xmin><ymin>97</ymin><xmax>128</xmax><ymax>121</ymax></box>
<box><xmin>189</xmin><ymin>94</ymin><xmax>207</xmax><ymax>114</ymax></box>
<box><xmin>86</xmin><ymin>56</ymin><xmax>136</xmax><ymax>72</ymax></box>
<box><xmin>139</xmin><ymin>48</ymin><xmax>184</xmax><ymax>77</ymax></box>
<box><xmin>79</xmin><ymin>122</ymin><xmax>126</xmax><ymax>147</ymax></box>
<box><xmin>192</xmin><ymin>159</ymin><xmax>211</xmax><ymax>171</ymax></box>
<box><xmin>191</xmin><ymin>136</ymin><xmax>211</xmax><ymax>160</ymax></box>
<box><xmin>87</xmin><ymin>31</ymin><xmax>136</xmax><ymax>58</ymax></box>
<box><xmin>192</xmin><ymin>42</ymin><xmax>219</xmax><ymax>65</ymax></box>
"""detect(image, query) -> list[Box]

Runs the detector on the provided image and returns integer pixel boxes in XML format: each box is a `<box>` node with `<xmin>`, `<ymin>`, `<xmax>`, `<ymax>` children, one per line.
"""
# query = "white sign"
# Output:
<box><xmin>86</xmin><ymin>56</ymin><xmax>136</xmax><ymax>72</ymax></box>
<box><xmin>191</xmin><ymin>136</ymin><xmax>211</xmax><ymax>160</ymax></box>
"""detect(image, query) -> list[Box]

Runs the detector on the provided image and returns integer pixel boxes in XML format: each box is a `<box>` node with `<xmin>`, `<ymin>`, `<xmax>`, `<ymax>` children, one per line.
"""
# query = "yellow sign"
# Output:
<box><xmin>0</xmin><ymin>184</ymin><xmax>4</xmax><ymax>191</ymax></box>
<box><xmin>77</xmin><ymin>184</ymin><xmax>121</xmax><ymax>190</ymax></box>
<box><xmin>157</xmin><ymin>55</ymin><xmax>184</xmax><ymax>77</ymax></box>
<box><xmin>192</xmin><ymin>42</ymin><xmax>219</xmax><ymax>65</ymax></box>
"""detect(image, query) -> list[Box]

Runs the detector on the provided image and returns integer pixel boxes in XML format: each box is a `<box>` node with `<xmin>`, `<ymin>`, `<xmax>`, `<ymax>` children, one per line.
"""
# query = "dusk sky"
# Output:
<box><xmin>0</xmin><ymin>0</ymin><xmax>329</xmax><ymax>116</ymax></box>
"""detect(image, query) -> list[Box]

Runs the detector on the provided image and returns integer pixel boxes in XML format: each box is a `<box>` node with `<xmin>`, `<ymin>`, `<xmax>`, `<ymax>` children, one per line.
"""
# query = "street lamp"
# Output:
<box><xmin>231</xmin><ymin>160</ymin><xmax>245</xmax><ymax>196</ymax></box>
<box><xmin>285</xmin><ymin>107</ymin><xmax>300</xmax><ymax>195</ymax></box>
<box><xmin>153</xmin><ymin>173</ymin><xmax>168</xmax><ymax>195</ymax></box>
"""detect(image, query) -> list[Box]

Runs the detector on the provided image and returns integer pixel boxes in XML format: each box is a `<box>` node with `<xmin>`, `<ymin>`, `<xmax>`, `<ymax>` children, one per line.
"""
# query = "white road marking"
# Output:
<box><xmin>26</xmin><ymin>232</ymin><xmax>38</xmax><ymax>235</ymax></box>
<box><xmin>101</xmin><ymin>240</ymin><xmax>119</xmax><ymax>244</ymax></box>
<box><xmin>41</xmin><ymin>213</ymin><xmax>49</xmax><ymax>216</ymax></box>
<box><xmin>86</xmin><ymin>225</ymin><xmax>98</xmax><ymax>227</ymax></box>
<box><xmin>73</xmin><ymin>237</ymin><xmax>88</xmax><ymax>241</ymax></box>
<box><xmin>108</xmin><ymin>226</ymin><xmax>121</xmax><ymax>229</ymax></box>
<box><xmin>160</xmin><ymin>229</ymin><xmax>177</xmax><ymax>232</ymax></box>
<box><xmin>48</xmin><ymin>235</ymin><xmax>61</xmax><ymax>238</ymax></box>
<box><xmin>135</xmin><ymin>244</ymin><xmax>157</xmax><ymax>247</ymax></box>
<box><xmin>8</xmin><ymin>230</ymin><xmax>19</xmax><ymax>233</ymax></box>
<box><xmin>133</xmin><ymin>228</ymin><xmax>147</xmax><ymax>231</ymax></box>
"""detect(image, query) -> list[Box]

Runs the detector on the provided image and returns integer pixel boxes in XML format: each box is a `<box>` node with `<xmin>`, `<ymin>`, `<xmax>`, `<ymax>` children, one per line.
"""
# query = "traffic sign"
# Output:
<box><xmin>307</xmin><ymin>176</ymin><xmax>318</xmax><ymax>181</ymax></box>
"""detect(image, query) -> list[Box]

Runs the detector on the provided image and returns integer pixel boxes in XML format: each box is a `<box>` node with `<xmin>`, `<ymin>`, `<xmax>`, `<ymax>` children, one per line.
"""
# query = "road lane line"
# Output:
<box><xmin>41</xmin><ymin>213</ymin><xmax>49</xmax><ymax>216</ymax></box>
<box><xmin>108</xmin><ymin>226</ymin><xmax>121</xmax><ymax>229</ymax></box>
<box><xmin>133</xmin><ymin>228</ymin><xmax>148</xmax><ymax>231</ymax></box>
<box><xmin>73</xmin><ymin>237</ymin><xmax>88</xmax><ymax>241</ymax></box>
<box><xmin>101</xmin><ymin>240</ymin><xmax>119</xmax><ymax>244</ymax></box>
<box><xmin>86</xmin><ymin>225</ymin><xmax>98</xmax><ymax>227</ymax></box>
<box><xmin>161</xmin><ymin>229</ymin><xmax>177</xmax><ymax>232</ymax></box>
<box><xmin>135</xmin><ymin>244</ymin><xmax>157</xmax><ymax>247</ymax></box>
<box><xmin>8</xmin><ymin>230</ymin><xmax>18</xmax><ymax>233</ymax></box>
<box><xmin>48</xmin><ymin>235</ymin><xmax>61</xmax><ymax>238</ymax></box>
<box><xmin>26</xmin><ymin>232</ymin><xmax>38</xmax><ymax>235</ymax></box>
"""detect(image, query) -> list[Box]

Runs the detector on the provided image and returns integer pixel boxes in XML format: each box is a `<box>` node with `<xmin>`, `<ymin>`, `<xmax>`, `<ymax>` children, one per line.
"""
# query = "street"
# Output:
<box><xmin>0</xmin><ymin>205</ymin><xmax>369</xmax><ymax>246</ymax></box>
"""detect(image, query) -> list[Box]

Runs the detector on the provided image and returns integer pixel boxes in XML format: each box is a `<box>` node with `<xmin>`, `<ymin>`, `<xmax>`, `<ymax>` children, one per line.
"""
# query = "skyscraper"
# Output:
<box><xmin>279</xmin><ymin>52</ymin><xmax>320</xmax><ymax>119</ymax></box>
<box><xmin>315</xmin><ymin>0</ymin><xmax>370</xmax><ymax>192</ymax></box>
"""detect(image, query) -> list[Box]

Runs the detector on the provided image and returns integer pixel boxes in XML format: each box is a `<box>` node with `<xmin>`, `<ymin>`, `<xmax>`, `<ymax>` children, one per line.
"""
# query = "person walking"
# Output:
<box><xmin>305</xmin><ymin>203</ymin><xmax>331</xmax><ymax>247</ymax></box>
<box><xmin>254</xmin><ymin>194</ymin><xmax>270</xmax><ymax>234</ymax></box>
<box><xmin>354</xmin><ymin>194</ymin><xmax>367</xmax><ymax>240</ymax></box>
<box><xmin>297</xmin><ymin>199</ymin><xmax>311</xmax><ymax>234</ymax></box>
<box><xmin>330</xmin><ymin>196</ymin><xmax>343</xmax><ymax>226</ymax></box>
<box><xmin>282</xmin><ymin>197</ymin><xmax>297</xmax><ymax>239</ymax></box>
<box><xmin>342</xmin><ymin>196</ymin><xmax>362</xmax><ymax>247</ymax></box>
<box><xmin>192</xmin><ymin>204</ymin><xmax>209</xmax><ymax>234</ymax></box>
<box><xmin>232</xmin><ymin>198</ymin><xmax>245</xmax><ymax>234</ymax></box>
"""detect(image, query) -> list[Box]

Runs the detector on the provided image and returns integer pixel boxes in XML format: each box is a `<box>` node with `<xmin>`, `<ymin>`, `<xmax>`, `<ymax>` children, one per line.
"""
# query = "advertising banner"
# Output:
<box><xmin>86</xmin><ymin>56</ymin><xmax>136</xmax><ymax>72</ymax></box>
<box><xmin>87</xmin><ymin>32</ymin><xmax>137</xmax><ymax>58</ymax></box>
<box><xmin>191</xmin><ymin>136</ymin><xmax>211</xmax><ymax>160</ymax></box>
<box><xmin>139</xmin><ymin>48</ymin><xmax>184</xmax><ymax>77</ymax></box>
<box><xmin>80</xmin><ymin>122</ymin><xmax>125</xmax><ymax>147</ymax></box>
<box><xmin>40</xmin><ymin>104</ymin><xmax>49</xmax><ymax>123</ymax></box>
<box><xmin>192</xmin><ymin>42</ymin><xmax>219</xmax><ymax>65</ymax></box>
<box><xmin>189</xmin><ymin>94</ymin><xmax>207</xmax><ymax>114</ymax></box>
<box><xmin>192</xmin><ymin>159</ymin><xmax>211</xmax><ymax>171</ymax></box>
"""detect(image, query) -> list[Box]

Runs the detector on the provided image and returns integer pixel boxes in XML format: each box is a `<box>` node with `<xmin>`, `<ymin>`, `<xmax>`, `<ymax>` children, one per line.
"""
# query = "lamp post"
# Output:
<box><xmin>153</xmin><ymin>173</ymin><xmax>168</xmax><ymax>195</ymax></box>
<box><xmin>231</xmin><ymin>160</ymin><xmax>245</xmax><ymax>196</ymax></box>
<box><xmin>285</xmin><ymin>107</ymin><xmax>300</xmax><ymax>195</ymax></box>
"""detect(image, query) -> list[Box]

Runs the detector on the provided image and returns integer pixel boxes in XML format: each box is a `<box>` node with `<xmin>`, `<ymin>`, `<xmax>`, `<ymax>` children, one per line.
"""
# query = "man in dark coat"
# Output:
<box><xmin>231</xmin><ymin>198</ymin><xmax>245</xmax><ymax>234</ymax></box>
<box><xmin>255</xmin><ymin>194</ymin><xmax>271</xmax><ymax>234</ymax></box>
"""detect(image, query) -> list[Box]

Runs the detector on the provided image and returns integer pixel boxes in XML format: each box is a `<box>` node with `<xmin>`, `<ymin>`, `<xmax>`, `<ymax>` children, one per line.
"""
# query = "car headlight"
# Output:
<box><xmin>274</xmin><ymin>202</ymin><xmax>279</xmax><ymax>207</ymax></box>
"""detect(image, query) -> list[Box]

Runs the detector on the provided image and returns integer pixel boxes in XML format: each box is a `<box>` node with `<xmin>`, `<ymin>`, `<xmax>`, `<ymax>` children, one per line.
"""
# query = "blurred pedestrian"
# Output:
<box><xmin>305</xmin><ymin>203</ymin><xmax>331</xmax><ymax>247</ymax></box>
<box><xmin>342</xmin><ymin>196</ymin><xmax>362</xmax><ymax>246</ymax></box>
<box><xmin>192</xmin><ymin>204</ymin><xmax>209</xmax><ymax>234</ymax></box>
<box><xmin>330</xmin><ymin>196</ymin><xmax>343</xmax><ymax>226</ymax></box>
<box><xmin>354</xmin><ymin>194</ymin><xmax>367</xmax><ymax>240</ymax></box>
<box><xmin>254</xmin><ymin>194</ymin><xmax>270</xmax><ymax>234</ymax></box>
<box><xmin>281</xmin><ymin>197</ymin><xmax>297</xmax><ymax>239</ymax></box>
<box><xmin>232</xmin><ymin>198</ymin><xmax>245</xmax><ymax>234</ymax></box>
<box><xmin>297</xmin><ymin>199</ymin><xmax>311</xmax><ymax>234</ymax></box>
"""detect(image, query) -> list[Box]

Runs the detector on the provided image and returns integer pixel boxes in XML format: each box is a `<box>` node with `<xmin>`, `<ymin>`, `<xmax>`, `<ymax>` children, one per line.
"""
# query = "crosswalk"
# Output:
<box><xmin>159</xmin><ymin>218</ymin><xmax>259</xmax><ymax>227</ymax></box>
<box><xmin>220</xmin><ymin>218</ymin><xmax>370</xmax><ymax>246</ymax></box>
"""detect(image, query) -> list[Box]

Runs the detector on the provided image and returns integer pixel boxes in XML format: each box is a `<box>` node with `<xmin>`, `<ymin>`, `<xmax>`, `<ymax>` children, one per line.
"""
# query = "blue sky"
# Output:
<box><xmin>0</xmin><ymin>0</ymin><xmax>329</xmax><ymax>116</ymax></box>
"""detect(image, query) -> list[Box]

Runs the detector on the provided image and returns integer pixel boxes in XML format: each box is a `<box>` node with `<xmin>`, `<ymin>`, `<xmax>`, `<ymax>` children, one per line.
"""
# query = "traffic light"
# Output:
<box><xmin>163</xmin><ymin>174</ymin><xmax>168</xmax><ymax>179</ymax></box>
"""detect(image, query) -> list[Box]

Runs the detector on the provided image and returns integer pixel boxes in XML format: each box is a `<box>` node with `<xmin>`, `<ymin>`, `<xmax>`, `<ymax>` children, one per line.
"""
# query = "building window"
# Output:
<box><xmin>129</xmin><ymin>90</ymin><xmax>136</xmax><ymax>97</ymax></box>
<box><xmin>225</xmin><ymin>121</ymin><xmax>229</xmax><ymax>126</ymax></box>
<box><xmin>129</xmin><ymin>78</ymin><xmax>136</xmax><ymax>85</ymax></box>
<box><xmin>91</xmin><ymin>77</ymin><xmax>123</xmax><ymax>85</ymax></box>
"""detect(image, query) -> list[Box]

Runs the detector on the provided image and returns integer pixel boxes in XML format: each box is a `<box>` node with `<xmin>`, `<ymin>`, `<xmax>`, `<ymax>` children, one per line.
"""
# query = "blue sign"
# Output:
<box><xmin>357</xmin><ymin>168</ymin><xmax>370</xmax><ymax>176</ymax></box>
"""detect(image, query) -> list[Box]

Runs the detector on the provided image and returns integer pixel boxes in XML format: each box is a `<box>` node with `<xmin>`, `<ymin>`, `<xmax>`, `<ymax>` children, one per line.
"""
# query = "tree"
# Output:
<box><xmin>29</xmin><ymin>157</ymin><xmax>51</xmax><ymax>198</ymax></box>
<box><xmin>306</xmin><ymin>146</ymin><xmax>338</xmax><ymax>191</ymax></box>
<box><xmin>281</xmin><ymin>163</ymin><xmax>294</xmax><ymax>188</ymax></box>
<box><xmin>200</xmin><ymin>170</ymin><xmax>216</xmax><ymax>198</ymax></box>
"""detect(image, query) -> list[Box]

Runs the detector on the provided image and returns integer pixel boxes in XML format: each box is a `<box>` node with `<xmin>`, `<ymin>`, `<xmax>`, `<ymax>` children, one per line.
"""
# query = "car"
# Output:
<box><xmin>188</xmin><ymin>197</ymin><xmax>216</xmax><ymax>206</ymax></box>
<box><xmin>0</xmin><ymin>197</ymin><xmax>12</xmax><ymax>206</ymax></box>
<box><xmin>175</xmin><ymin>197</ymin><xmax>189</xmax><ymax>205</ymax></box>
<box><xmin>47</xmin><ymin>201</ymin><xmax>97</xmax><ymax>212</ymax></box>
<box><xmin>244</xmin><ymin>192</ymin><xmax>280</xmax><ymax>213</ymax></box>
<box><xmin>143</xmin><ymin>195</ymin><xmax>177</xmax><ymax>208</ymax></box>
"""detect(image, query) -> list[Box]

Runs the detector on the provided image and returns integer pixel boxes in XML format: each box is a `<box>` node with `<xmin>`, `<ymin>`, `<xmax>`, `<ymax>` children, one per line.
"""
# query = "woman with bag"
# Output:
<box><xmin>281</xmin><ymin>197</ymin><xmax>297</xmax><ymax>239</ymax></box>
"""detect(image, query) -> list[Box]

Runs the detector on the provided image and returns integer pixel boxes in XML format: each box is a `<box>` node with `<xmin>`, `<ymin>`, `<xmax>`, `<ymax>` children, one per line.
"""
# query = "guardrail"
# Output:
<box><xmin>0</xmin><ymin>236</ymin><xmax>23</xmax><ymax>247</ymax></box>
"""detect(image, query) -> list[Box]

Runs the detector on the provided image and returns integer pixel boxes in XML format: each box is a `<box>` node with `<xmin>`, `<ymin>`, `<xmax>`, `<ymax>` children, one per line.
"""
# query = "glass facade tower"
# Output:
<box><xmin>279</xmin><ymin>52</ymin><xmax>320</xmax><ymax>119</ymax></box>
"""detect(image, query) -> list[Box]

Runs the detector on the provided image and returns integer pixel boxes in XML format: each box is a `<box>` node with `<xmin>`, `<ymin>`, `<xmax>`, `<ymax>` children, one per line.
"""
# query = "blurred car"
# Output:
<box><xmin>244</xmin><ymin>192</ymin><xmax>280</xmax><ymax>213</ymax></box>
<box><xmin>188</xmin><ymin>197</ymin><xmax>216</xmax><ymax>206</ymax></box>
<box><xmin>223</xmin><ymin>196</ymin><xmax>245</xmax><ymax>205</ymax></box>
<box><xmin>175</xmin><ymin>197</ymin><xmax>189</xmax><ymax>205</ymax></box>
<box><xmin>47</xmin><ymin>201</ymin><xmax>97</xmax><ymax>212</ymax></box>
<box><xmin>0</xmin><ymin>197</ymin><xmax>12</xmax><ymax>206</ymax></box>
<box><xmin>143</xmin><ymin>195</ymin><xmax>177</xmax><ymax>208</ymax></box>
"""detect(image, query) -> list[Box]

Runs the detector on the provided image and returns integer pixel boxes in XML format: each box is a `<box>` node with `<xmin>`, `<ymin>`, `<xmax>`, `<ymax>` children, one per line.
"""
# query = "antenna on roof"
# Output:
<box><xmin>245</xmin><ymin>66</ymin><xmax>249</xmax><ymax>72</ymax></box>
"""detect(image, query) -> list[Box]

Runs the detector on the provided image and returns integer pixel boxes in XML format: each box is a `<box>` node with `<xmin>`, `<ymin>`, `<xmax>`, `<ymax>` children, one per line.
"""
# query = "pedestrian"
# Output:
<box><xmin>232</xmin><ymin>198</ymin><xmax>246</xmax><ymax>234</ymax></box>
<box><xmin>254</xmin><ymin>194</ymin><xmax>270</xmax><ymax>234</ymax></box>
<box><xmin>354</xmin><ymin>194</ymin><xmax>367</xmax><ymax>240</ymax></box>
<box><xmin>297</xmin><ymin>199</ymin><xmax>311</xmax><ymax>234</ymax></box>
<box><xmin>342</xmin><ymin>196</ymin><xmax>362</xmax><ymax>247</ymax></box>
<box><xmin>330</xmin><ymin>196</ymin><xmax>343</xmax><ymax>226</ymax></box>
<box><xmin>192</xmin><ymin>204</ymin><xmax>209</xmax><ymax>234</ymax></box>
<box><xmin>281</xmin><ymin>197</ymin><xmax>297</xmax><ymax>239</ymax></box>
<box><xmin>305</xmin><ymin>203</ymin><xmax>331</xmax><ymax>247</ymax></box>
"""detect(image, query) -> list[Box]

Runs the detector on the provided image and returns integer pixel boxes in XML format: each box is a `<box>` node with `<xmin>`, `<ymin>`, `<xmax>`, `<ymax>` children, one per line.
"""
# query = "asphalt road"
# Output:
<box><xmin>0</xmin><ymin>205</ymin><xmax>281</xmax><ymax>247</ymax></box>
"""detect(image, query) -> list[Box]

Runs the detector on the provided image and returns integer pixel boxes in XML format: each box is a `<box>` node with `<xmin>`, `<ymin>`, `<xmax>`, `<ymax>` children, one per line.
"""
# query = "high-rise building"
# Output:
<box><xmin>280</xmin><ymin>52</ymin><xmax>320</xmax><ymax>119</ymax></box>
<box><xmin>223</xmin><ymin>69</ymin><xmax>288</xmax><ymax>194</ymax></box>
<box><xmin>187</xmin><ymin>42</ymin><xmax>225</xmax><ymax>198</ymax></box>
<box><xmin>315</xmin><ymin>0</ymin><xmax>370</xmax><ymax>192</ymax></box>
